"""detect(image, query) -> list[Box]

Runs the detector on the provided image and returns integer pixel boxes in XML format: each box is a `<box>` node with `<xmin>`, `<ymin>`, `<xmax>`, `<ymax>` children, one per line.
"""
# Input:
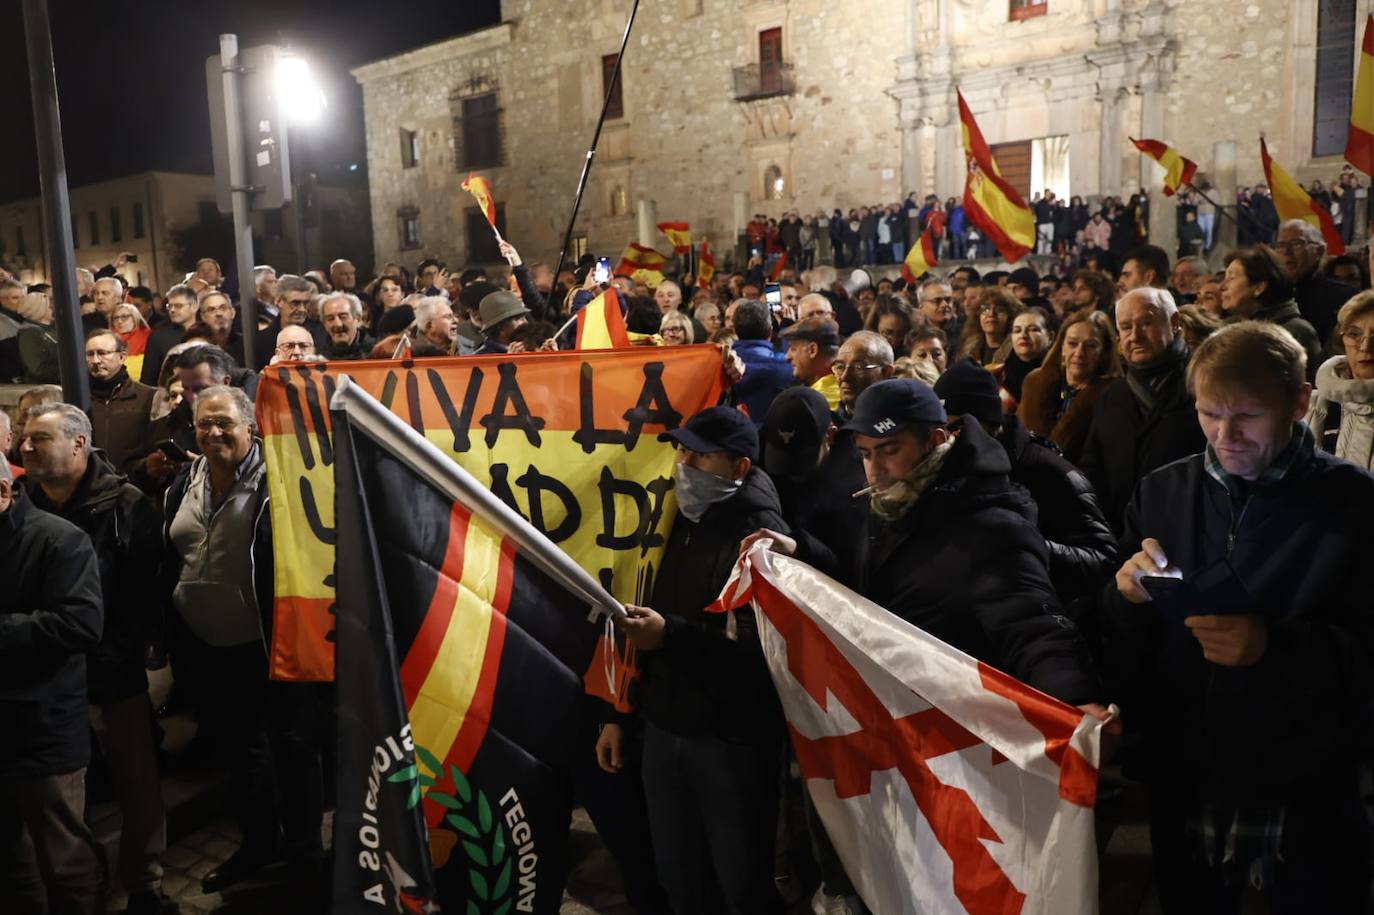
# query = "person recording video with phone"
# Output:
<box><xmin>1107</xmin><ymin>321</ymin><xmax>1374</xmax><ymax>913</ymax></box>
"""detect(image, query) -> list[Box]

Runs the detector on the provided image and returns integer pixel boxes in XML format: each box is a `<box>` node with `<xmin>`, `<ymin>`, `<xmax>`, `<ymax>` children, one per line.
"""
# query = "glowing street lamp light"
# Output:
<box><xmin>277</xmin><ymin>54</ymin><xmax>326</xmax><ymax>126</ymax></box>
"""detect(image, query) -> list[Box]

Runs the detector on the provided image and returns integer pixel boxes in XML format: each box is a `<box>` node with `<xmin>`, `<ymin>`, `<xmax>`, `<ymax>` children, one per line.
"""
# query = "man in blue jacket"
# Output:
<box><xmin>730</xmin><ymin>299</ymin><xmax>793</xmax><ymax>427</ymax></box>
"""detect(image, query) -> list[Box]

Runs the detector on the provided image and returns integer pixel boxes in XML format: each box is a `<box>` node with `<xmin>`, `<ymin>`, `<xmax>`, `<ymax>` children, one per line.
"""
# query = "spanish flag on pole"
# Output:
<box><xmin>1347</xmin><ymin>14</ymin><xmax>1374</xmax><ymax>176</ymax></box>
<box><xmin>900</xmin><ymin>224</ymin><xmax>939</xmax><ymax>285</ymax></box>
<box><xmin>461</xmin><ymin>173</ymin><xmax>498</xmax><ymax>229</ymax></box>
<box><xmin>957</xmin><ymin>90</ymin><xmax>1036</xmax><ymax>263</ymax></box>
<box><xmin>657</xmin><ymin>222</ymin><xmax>693</xmax><ymax>254</ymax></box>
<box><xmin>697</xmin><ymin>240</ymin><xmax>717</xmax><ymax>287</ymax></box>
<box><xmin>1131</xmin><ymin>138</ymin><xmax>1197</xmax><ymax>196</ymax></box>
<box><xmin>575</xmin><ymin>286</ymin><xmax>632</xmax><ymax>350</ymax></box>
<box><xmin>1260</xmin><ymin>138</ymin><xmax>1345</xmax><ymax>255</ymax></box>
<box><xmin>614</xmin><ymin>243</ymin><xmax>669</xmax><ymax>278</ymax></box>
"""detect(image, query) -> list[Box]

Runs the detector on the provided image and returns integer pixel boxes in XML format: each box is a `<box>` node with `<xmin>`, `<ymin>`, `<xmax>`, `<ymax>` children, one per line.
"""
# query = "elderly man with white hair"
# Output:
<box><xmin>320</xmin><ymin>292</ymin><xmax>375</xmax><ymax>360</ymax></box>
<box><xmin>413</xmin><ymin>295</ymin><xmax>458</xmax><ymax>355</ymax></box>
<box><xmin>1078</xmin><ymin>287</ymin><xmax>1207</xmax><ymax>530</ymax></box>
<box><xmin>1275</xmin><ymin>218</ymin><xmax>1357</xmax><ymax>345</ymax></box>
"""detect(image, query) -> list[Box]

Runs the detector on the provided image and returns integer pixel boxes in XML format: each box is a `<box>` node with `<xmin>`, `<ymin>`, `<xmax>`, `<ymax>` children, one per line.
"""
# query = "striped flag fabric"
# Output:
<box><xmin>330</xmin><ymin>378</ymin><xmax>629</xmax><ymax>915</ymax></box>
<box><xmin>900</xmin><ymin>223</ymin><xmax>940</xmax><ymax>285</ymax></box>
<box><xmin>958</xmin><ymin>89</ymin><xmax>1036</xmax><ymax>264</ymax></box>
<box><xmin>712</xmin><ymin>543</ymin><xmax>1107</xmax><ymax>915</ymax></box>
<box><xmin>697</xmin><ymin>240</ymin><xmax>717</xmax><ymax>287</ymax></box>
<box><xmin>1131</xmin><ymin>137</ymin><xmax>1198</xmax><ymax>196</ymax></box>
<box><xmin>614</xmin><ymin>243</ymin><xmax>669</xmax><ymax>278</ymax></box>
<box><xmin>769</xmin><ymin>250</ymin><xmax>790</xmax><ymax>281</ymax></box>
<box><xmin>461</xmin><ymin>173</ymin><xmax>498</xmax><ymax>228</ymax></box>
<box><xmin>1260</xmin><ymin>138</ymin><xmax>1345</xmax><ymax>255</ymax></box>
<box><xmin>657</xmin><ymin>221</ymin><xmax>693</xmax><ymax>254</ymax></box>
<box><xmin>575</xmin><ymin>286</ymin><xmax>632</xmax><ymax>350</ymax></box>
<box><xmin>1348</xmin><ymin>14</ymin><xmax>1374</xmax><ymax>175</ymax></box>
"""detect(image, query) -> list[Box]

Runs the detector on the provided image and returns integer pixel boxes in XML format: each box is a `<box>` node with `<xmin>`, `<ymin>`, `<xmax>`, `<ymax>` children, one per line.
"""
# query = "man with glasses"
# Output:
<box><xmin>85</xmin><ymin>329</ymin><xmax>156</xmax><ymax>476</ymax></box>
<box><xmin>197</xmin><ymin>290</ymin><xmax>246</xmax><ymax>367</ymax></box>
<box><xmin>916</xmin><ymin>276</ymin><xmax>961</xmax><ymax>342</ymax></box>
<box><xmin>832</xmin><ymin>330</ymin><xmax>895</xmax><ymax>423</ymax></box>
<box><xmin>1275</xmin><ymin>219</ymin><xmax>1356</xmax><ymax>345</ymax></box>
<box><xmin>140</xmin><ymin>284</ymin><xmax>200</xmax><ymax>386</ymax></box>
<box><xmin>254</xmin><ymin>274</ymin><xmax>326</xmax><ymax>370</ymax></box>
<box><xmin>272</xmin><ymin>325</ymin><xmax>319</xmax><ymax>364</ymax></box>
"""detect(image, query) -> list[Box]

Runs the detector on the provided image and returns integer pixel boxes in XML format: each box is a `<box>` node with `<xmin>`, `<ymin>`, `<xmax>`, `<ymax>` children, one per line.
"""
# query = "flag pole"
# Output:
<box><xmin>550</xmin><ymin>0</ymin><xmax>641</xmax><ymax>289</ymax></box>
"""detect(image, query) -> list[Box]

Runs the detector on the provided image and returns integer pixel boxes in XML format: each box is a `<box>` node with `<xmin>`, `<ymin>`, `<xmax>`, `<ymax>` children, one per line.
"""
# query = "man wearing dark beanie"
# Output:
<box><xmin>935</xmin><ymin>359</ymin><xmax>1116</xmax><ymax>601</ymax></box>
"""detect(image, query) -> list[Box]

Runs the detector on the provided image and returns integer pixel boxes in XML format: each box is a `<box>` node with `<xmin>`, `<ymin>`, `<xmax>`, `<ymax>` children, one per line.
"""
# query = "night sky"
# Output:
<box><xmin>0</xmin><ymin>0</ymin><xmax>502</xmax><ymax>201</ymax></box>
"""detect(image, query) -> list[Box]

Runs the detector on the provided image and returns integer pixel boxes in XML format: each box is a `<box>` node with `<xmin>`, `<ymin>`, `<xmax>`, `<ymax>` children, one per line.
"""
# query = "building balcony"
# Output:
<box><xmin>732</xmin><ymin>63</ymin><xmax>795</xmax><ymax>102</ymax></box>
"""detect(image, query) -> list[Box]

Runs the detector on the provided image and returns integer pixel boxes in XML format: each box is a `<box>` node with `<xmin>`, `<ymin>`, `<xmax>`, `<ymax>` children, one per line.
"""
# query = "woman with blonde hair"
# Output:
<box><xmin>110</xmin><ymin>302</ymin><xmax>151</xmax><ymax>380</ymax></box>
<box><xmin>1306</xmin><ymin>289</ymin><xmax>1374</xmax><ymax>467</ymax></box>
<box><xmin>659</xmin><ymin>310</ymin><xmax>694</xmax><ymax>345</ymax></box>
<box><xmin>1017</xmin><ymin>309</ymin><xmax>1122</xmax><ymax>464</ymax></box>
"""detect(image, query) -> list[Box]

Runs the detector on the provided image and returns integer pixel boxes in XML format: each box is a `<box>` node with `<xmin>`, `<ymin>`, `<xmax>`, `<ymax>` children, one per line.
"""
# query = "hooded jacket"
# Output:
<box><xmin>0</xmin><ymin>486</ymin><xmax>103</xmax><ymax>778</ymax></box>
<box><xmin>1306</xmin><ymin>355</ymin><xmax>1374</xmax><ymax>469</ymax></box>
<box><xmin>640</xmin><ymin>467</ymin><xmax>788</xmax><ymax>739</ymax></box>
<box><xmin>23</xmin><ymin>452</ymin><xmax>162</xmax><ymax>705</ymax></box>
<box><xmin>797</xmin><ymin>419</ymin><xmax>1101</xmax><ymax>705</ymax></box>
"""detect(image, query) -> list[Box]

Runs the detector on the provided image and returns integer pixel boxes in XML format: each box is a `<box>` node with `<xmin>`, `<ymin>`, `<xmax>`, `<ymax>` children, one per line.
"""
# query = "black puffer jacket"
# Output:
<box><xmin>0</xmin><ymin>487</ymin><xmax>103</xmax><ymax>778</ymax></box>
<box><xmin>1102</xmin><ymin>431</ymin><xmax>1374</xmax><ymax>805</ymax></box>
<box><xmin>23</xmin><ymin>453</ymin><xmax>162</xmax><ymax>705</ymax></box>
<box><xmin>798</xmin><ymin>419</ymin><xmax>1101</xmax><ymax>705</ymax></box>
<box><xmin>640</xmin><ymin>468</ymin><xmax>789</xmax><ymax>739</ymax></box>
<box><xmin>997</xmin><ymin>417</ymin><xmax>1116</xmax><ymax>601</ymax></box>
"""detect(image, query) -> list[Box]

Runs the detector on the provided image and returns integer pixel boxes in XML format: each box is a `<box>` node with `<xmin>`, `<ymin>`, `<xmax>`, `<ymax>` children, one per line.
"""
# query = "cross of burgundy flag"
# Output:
<box><xmin>711</xmin><ymin>543</ymin><xmax>1106</xmax><ymax>915</ymax></box>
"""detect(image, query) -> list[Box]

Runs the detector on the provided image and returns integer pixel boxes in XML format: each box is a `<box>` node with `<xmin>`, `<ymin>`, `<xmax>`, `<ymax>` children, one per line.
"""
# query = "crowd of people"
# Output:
<box><xmin>3</xmin><ymin>196</ymin><xmax>1374</xmax><ymax>915</ymax></box>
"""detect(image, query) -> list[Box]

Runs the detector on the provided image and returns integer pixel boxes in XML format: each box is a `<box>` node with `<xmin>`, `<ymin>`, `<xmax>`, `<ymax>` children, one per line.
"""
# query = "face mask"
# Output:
<box><xmin>674</xmin><ymin>461</ymin><xmax>742</xmax><ymax>522</ymax></box>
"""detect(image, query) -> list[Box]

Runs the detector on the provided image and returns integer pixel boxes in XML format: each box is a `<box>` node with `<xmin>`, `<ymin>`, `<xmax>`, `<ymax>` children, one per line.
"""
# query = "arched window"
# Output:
<box><xmin>764</xmin><ymin>164</ymin><xmax>784</xmax><ymax>200</ymax></box>
<box><xmin>609</xmin><ymin>185</ymin><xmax>629</xmax><ymax>217</ymax></box>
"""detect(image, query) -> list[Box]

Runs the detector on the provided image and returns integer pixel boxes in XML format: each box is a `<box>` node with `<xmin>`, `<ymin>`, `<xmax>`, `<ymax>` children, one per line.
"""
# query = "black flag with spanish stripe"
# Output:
<box><xmin>331</xmin><ymin>378</ymin><xmax>626</xmax><ymax>915</ymax></box>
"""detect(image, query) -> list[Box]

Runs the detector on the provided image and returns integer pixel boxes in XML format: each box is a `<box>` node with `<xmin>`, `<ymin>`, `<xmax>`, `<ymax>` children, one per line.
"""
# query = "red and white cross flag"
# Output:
<box><xmin>711</xmin><ymin>543</ymin><xmax>1107</xmax><ymax>915</ymax></box>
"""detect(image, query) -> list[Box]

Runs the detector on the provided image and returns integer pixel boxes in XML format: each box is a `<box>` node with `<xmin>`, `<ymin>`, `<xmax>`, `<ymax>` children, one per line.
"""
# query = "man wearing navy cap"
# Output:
<box><xmin>599</xmin><ymin>406</ymin><xmax>789</xmax><ymax>915</ymax></box>
<box><xmin>747</xmin><ymin>379</ymin><xmax>1110</xmax><ymax>718</ymax></box>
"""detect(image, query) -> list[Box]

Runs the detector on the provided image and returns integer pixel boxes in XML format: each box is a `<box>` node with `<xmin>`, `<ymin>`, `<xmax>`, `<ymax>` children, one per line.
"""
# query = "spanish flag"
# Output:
<box><xmin>461</xmin><ymin>173</ymin><xmax>498</xmax><ymax>228</ymax></box>
<box><xmin>575</xmin><ymin>286</ymin><xmax>631</xmax><ymax>350</ymax></box>
<box><xmin>1260</xmin><ymin>138</ymin><xmax>1345</xmax><ymax>255</ymax></box>
<box><xmin>769</xmin><ymin>250</ymin><xmax>790</xmax><ymax>281</ymax></box>
<box><xmin>614</xmin><ymin>243</ymin><xmax>669</xmax><ymax>278</ymax></box>
<box><xmin>900</xmin><ymin>223</ymin><xmax>939</xmax><ymax>285</ymax></box>
<box><xmin>1131</xmin><ymin>138</ymin><xmax>1197</xmax><ymax>196</ymax></box>
<box><xmin>958</xmin><ymin>89</ymin><xmax>1036</xmax><ymax>263</ymax></box>
<box><xmin>1347</xmin><ymin>14</ymin><xmax>1374</xmax><ymax>176</ymax></box>
<box><xmin>697</xmin><ymin>240</ymin><xmax>717</xmax><ymax>287</ymax></box>
<box><xmin>331</xmin><ymin>381</ymin><xmax>636</xmax><ymax>914</ymax></box>
<box><xmin>657</xmin><ymin>221</ymin><xmax>693</xmax><ymax>254</ymax></box>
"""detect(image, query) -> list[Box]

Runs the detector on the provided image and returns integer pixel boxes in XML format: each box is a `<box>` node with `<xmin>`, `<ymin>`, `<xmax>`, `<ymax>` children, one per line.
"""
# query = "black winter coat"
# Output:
<box><xmin>1293</xmin><ymin>269</ymin><xmax>1356</xmax><ymax>349</ymax></box>
<box><xmin>798</xmin><ymin>419</ymin><xmax>1101</xmax><ymax>705</ymax></box>
<box><xmin>1254</xmin><ymin>298</ymin><xmax>1324</xmax><ymax>383</ymax></box>
<box><xmin>998</xmin><ymin>418</ymin><xmax>1116</xmax><ymax>601</ymax></box>
<box><xmin>1078</xmin><ymin>368</ymin><xmax>1207</xmax><ymax>532</ymax></box>
<box><xmin>1102</xmin><ymin>440</ymin><xmax>1374</xmax><ymax>805</ymax></box>
<box><xmin>640</xmin><ymin>468</ymin><xmax>788</xmax><ymax>739</ymax></box>
<box><xmin>0</xmin><ymin>487</ymin><xmax>103</xmax><ymax>778</ymax></box>
<box><xmin>24</xmin><ymin>453</ymin><xmax>162</xmax><ymax>705</ymax></box>
<box><xmin>772</xmin><ymin>432</ymin><xmax>867</xmax><ymax>578</ymax></box>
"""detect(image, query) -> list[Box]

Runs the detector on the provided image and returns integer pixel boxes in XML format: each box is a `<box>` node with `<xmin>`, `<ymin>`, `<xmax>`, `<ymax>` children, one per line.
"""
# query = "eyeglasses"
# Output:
<box><xmin>277</xmin><ymin>341</ymin><xmax>314</xmax><ymax>351</ymax></box>
<box><xmin>195</xmin><ymin>417</ymin><xmax>240</xmax><ymax>431</ymax></box>
<box><xmin>832</xmin><ymin>361</ymin><xmax>883</xmax><ymax>375</ymax></box>
<box><xmin>979</xmin><ymin>305</ymin><xmax>1005</xmax><ymax>315</ymax></box>
<box><xmin>85</xmin><ymin>349</ymin><xmax>120</xmax><ymax>358</ymax></box>
<box><xmin>1274</xmin><ymin>239</ymin><xmax>1316</xmax><ymax>253</ymax></box>
<box><xmin>1341</xmin><ymin>329</ymin><xmax>1374</xmax><ymax>347</ymax></box>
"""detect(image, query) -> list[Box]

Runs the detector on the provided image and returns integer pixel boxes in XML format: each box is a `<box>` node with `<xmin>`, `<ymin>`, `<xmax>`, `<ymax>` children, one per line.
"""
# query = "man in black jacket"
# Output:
<box><xmin>935</xmin><ymin>360</ymin><xmax>1117</xmax><ymax>602</ymax></box>
<box><xmin>319</xmin><ymin>292</ymin><xmax>375</xmax><ymax>360</ymax></box>
<box><xmin>1108</xmin><ymin>321</ymin><xmax>1374</xmax><ymax>913</ymax></box>
<box><xmin>600</xmin><ymin>406</ymin><xmax>788</xmax><ymax>915</ymax></box>
<box><xmin>1080</xmin><ymin>287</ymin><xmax>1207</xmax><ymax>530</ymax></box>
<box><xmin>19</xmin><ymin>403</ymin><xmax>168</xmax><ymax>913</ymax></box>
<box><xmin>0</xmin><ymin>459</ymin><xmax>105</xmax><ymax>914</ymax></box>
<box><xmin>1275</xmin><ymin>218</ymin><xmax>1356</xmax><ymax>345</ymax></box>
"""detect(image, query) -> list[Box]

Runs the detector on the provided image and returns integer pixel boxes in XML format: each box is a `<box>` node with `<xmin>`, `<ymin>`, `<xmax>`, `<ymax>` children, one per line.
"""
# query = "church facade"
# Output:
<box><xmin>352</xmin><ymin>0</ymin><xmax>1369</xmax><ymax>269</ymax></box>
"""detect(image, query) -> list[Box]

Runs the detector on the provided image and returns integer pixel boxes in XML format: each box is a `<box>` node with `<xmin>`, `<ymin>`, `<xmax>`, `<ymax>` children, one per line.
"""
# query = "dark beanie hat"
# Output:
<box><xmin>932</xmin><ymin>358</ymin><xmax>1004</xmax><ymax>428</ymax></box>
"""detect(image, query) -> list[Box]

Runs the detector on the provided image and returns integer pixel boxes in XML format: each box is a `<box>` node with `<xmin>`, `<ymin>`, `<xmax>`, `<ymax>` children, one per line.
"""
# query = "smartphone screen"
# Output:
<box><xmin>592</xmin><ymin>258</ymin><xmax>611</xmax><ymax>285</ymax></box>
<box><xmin>764</xmin><ymin>283</ymin><xmax>782</xmax><ymax>311</ymax></box>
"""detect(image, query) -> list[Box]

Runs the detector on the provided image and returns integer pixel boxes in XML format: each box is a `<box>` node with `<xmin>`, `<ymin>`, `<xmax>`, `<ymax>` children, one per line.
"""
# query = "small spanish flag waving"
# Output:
<box><xmin>461</xmin><ymin>173</ymin><xmax>498</xmax><ymax>228</ymax></box>
<box><xmin>697</xmin><ymin>240</ymin><xmax>717</xmax><ymax>287</ymax></box>
<box><xmin>575</xmin><ymin>286</ymin><xmax>632</xmax><ymax>350</ymax></box>
<box><xmin>614</xmin><ymin>243</ymin><xmax>669</xmax><ymax>278</ymax></box>
<box><xmin>657</xmin><ymin>221</ymin><xmax>693</xmax><ymax>254</ymax></box>
<box><xmin>1131</xmin><ymin>138</ymin><xmax>1197</xmax><ymax>196</ymax></box>
<box><xmin>1347</xmin><ymin>14</ymin><xmax>1374</xmax><ymax>176</ymax></box>
<box><xmin>958</xmin><ymin>90</ymin><xmax>1036</xmax><ymax>263</ymax></box>
<box><xmin>769</xmin><ymin>251</ymin><xmax>790</xmax><ymax>281</ymax></box>
<box><xmin>900</xmin><ymin>224</ymin><xmax>940</xmax><ymax>285</ymax></box>
<box><xmin>1260</xmin><ymin>138</ymin><xmax>1345</xmax><ymax>255</ymax></box>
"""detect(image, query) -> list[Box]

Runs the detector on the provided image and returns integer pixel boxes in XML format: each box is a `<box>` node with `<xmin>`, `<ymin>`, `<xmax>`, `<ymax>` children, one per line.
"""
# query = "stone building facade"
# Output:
<box><xmin>353</xmin><ymin>0</ymin><xmax>1373</xmax><ymax>270</ymax></box>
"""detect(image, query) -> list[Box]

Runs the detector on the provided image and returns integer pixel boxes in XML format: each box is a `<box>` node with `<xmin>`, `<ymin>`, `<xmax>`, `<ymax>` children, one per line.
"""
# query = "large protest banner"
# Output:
<box><xmin>255</xmin><ymin>346</ymin><xmax>726</xmax><ymax>681</ymax></box>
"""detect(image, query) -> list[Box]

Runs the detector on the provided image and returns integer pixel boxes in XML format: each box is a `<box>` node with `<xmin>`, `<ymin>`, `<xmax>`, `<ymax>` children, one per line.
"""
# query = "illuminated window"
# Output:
<box><xmin>764</xmin><ymin>164</ymin><xmax>785</xmax><ymax>200</ymax></box>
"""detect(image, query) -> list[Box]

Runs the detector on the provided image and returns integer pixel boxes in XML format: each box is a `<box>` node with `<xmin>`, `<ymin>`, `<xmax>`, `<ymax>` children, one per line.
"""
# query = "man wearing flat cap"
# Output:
<box><xmin>780</xmin><ymin>316</ymin><xmax>842</xmax><ymax>410</ymax></box>
<box><xmin>747</xmin><ymin>379</ymin><xmax>1110</xmax><ymax>717</ymax></box>
<box><xmin>598</xmin><ymin>405</ymin><xmax>790</xmax><ymax>915</ymax></box>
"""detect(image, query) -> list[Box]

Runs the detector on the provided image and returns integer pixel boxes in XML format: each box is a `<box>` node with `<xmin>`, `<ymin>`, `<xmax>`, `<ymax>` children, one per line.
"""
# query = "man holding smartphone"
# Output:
<box><xmin>1108</xmin><ymin>321</ymin><xmax>1374</xmax><ymax>913</ymax></box>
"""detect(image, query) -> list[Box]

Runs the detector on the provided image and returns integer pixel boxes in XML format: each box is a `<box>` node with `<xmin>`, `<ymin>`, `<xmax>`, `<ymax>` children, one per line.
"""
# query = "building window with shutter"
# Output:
<box><xmin>89</xmin><ymin>211</ymin><xmax>100</xmax><ymax>246</ymax></box>
<box><xmin>459</xmin><ymin>94</ymin><xmax>503</xmax><ymax>169</ymax></box>
<box><xmin>399</xmin><ymin>207</ymin><xmax>421</xmax><ymax>250</ymax></box>
<box><xmin>110</xmin><ymin>207</ymin><xmax>122</xmax><ymax>243</ymax></box>
<box><xmin>1314</xmin><ymin>0</ymin><xmax>1357</xmax><ymax>157</ymax></box>
<box><xmin>401</xmin><ymin>128</ymin><xmax>420</xmax><ymax>168</ymax></box>
<box><xmin>132</xmin><ymin>202</ymin><xmax>145</xmax><ymax>239</ymax></box>
<box><xmin>602</xmin><ymin>54</ymin><xmax>625</xmax><ymax>120</ymax></box>
<box><xmin>759</xmin><ymin>28</ymin><xmax>784</xmax><ymax>95</ymax></box>
<box><xmin>466</xmin><ymin>205</ymin><xmax>506</xmax><ymax>264</ymax></box>
<box><xmin>16</xmin><ymin>225</ymin><xmax>25</xmax><ymax>258</ymax></box>
<box><xmin>1010</xmin><ymin>0</ymin><xmax>1048</xmax><ymax>21</ymax></box>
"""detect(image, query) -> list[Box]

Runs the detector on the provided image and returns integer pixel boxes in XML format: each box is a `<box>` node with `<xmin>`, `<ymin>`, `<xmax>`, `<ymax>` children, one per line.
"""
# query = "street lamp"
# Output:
<box><xmin>275</xmin><ymin>53</ymin><xmax>326</xmax><ymax>272</ymax></box>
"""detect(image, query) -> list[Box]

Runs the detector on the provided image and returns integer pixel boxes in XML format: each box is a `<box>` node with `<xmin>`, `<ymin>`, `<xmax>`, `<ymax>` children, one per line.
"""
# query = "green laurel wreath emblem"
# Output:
<box><xmin>387</xmin><ymin>743</ymin><xmax>515</xmax><ymax>915</ymax></box>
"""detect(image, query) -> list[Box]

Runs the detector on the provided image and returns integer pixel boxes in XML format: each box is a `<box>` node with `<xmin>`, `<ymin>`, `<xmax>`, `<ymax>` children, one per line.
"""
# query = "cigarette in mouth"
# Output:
<box><xmin>852</xmin><ymin>485</ymin><xmax>875</xmax><ymax>498</ymax></box>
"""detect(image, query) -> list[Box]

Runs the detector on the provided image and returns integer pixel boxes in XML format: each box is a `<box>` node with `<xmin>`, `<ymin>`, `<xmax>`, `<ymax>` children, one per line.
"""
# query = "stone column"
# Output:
<box><xmin>637</xmin><ymin>197</ymin><xmax>657</xmax><ymax>247</ymax></box>
<box><xmin>1211</xmin><ymin>140</ymin><xmax>1238</xmax><ymax>261</ymax></box>
<box><xmin>1138</xmin><ymin>77</ymin><xmax>1176</xmax><ymax>258</ymax></box>
<box><xmin>1098</xmin><ymin>88</ymin><xmax>1123</xmax><ymax>199</ymax></box>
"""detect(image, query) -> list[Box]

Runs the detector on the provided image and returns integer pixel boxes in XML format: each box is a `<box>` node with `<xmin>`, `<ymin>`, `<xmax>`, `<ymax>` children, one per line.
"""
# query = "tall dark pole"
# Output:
<box><xmin>550</xmin><ymin>0</ymin><xmax>641</xmax><ymax>288</ymax></box>
<box><xmin>22</xmin><ymin>0</ymin><xmax>87</xmax><ymax>410</ymax></box>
